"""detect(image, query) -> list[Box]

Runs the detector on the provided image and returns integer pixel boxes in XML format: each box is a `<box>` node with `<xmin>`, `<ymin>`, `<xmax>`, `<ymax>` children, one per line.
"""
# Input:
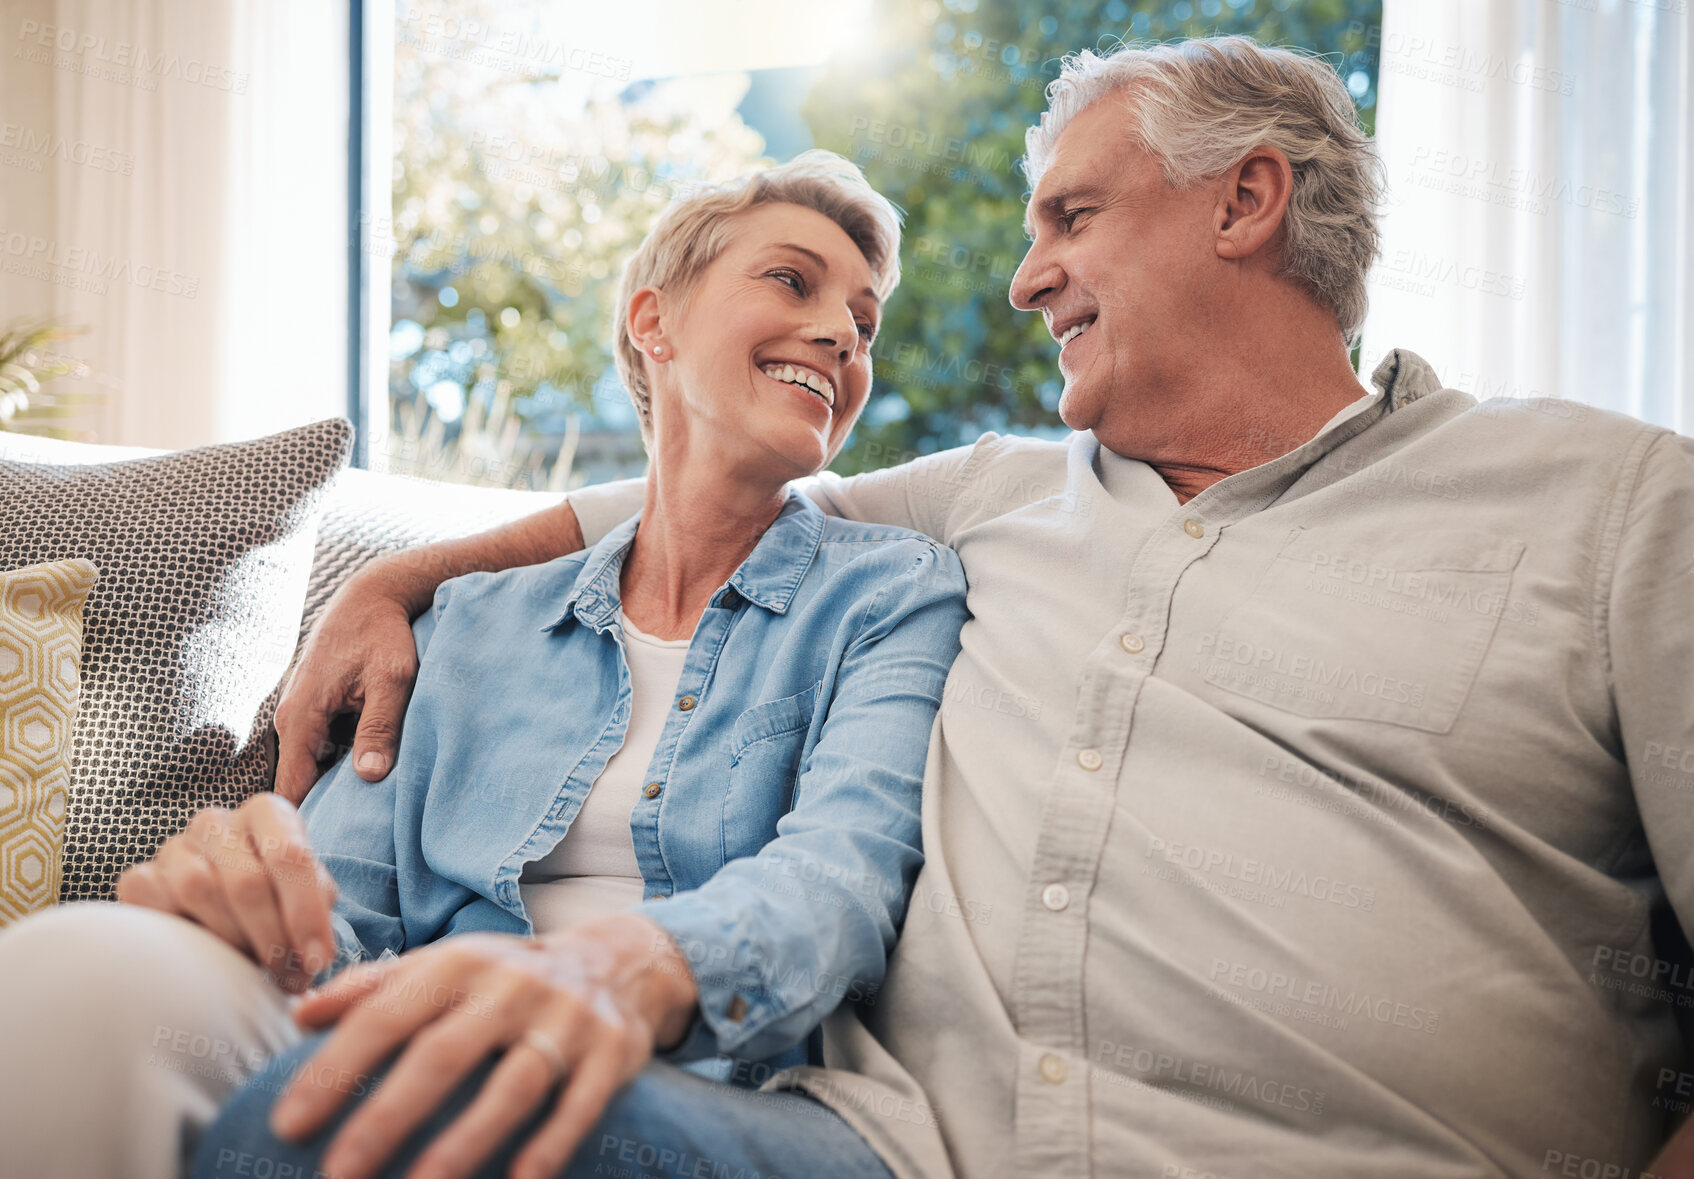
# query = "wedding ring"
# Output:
<box><xmin>519</xmin><ymin>1028</ymin><xmax>568</xmax><ymax>1084</ymax></box>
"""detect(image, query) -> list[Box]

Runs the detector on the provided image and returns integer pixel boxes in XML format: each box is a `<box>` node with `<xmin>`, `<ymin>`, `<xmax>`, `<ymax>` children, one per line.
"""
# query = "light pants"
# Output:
<box><xmin>0</xmin><ymin>902</ymin><xmax>896</xmax><ymax>1179</ymax></box>
<box><xmin>0</xmin><ymin>902</ymin><xmax>301</xmax><ymax>1179</ymax></box>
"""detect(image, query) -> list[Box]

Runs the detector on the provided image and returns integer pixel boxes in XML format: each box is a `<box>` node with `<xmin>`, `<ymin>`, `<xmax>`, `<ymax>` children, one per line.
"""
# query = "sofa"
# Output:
<box><xmin>0</xmin><ymin>418</ymin><xmax>570</xmax><ymax>915</ymax></box>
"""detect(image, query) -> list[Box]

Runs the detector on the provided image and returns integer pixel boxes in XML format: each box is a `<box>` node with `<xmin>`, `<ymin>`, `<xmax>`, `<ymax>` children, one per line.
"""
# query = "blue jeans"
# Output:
<box><xmin>192</xmin><ymin>1033</ymin><xmax>896</xmax><ymax>1179</ymax></box>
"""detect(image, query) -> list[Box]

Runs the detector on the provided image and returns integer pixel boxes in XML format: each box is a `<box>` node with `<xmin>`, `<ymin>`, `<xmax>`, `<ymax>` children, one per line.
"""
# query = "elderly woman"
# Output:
<box><xmin>0</xmin><ymin>151</ymin><xmax>965</xmax><ymax>1179</ymax></box>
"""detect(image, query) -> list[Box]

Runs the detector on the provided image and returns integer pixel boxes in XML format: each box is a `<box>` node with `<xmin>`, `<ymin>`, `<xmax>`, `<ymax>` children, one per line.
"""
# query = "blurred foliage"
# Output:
<box><xmin>0</xmin><ymin>320</ymin><xmax>97</xmax><ymax>439</ymax></box>
<box><xmin>389</xmin><ymin>0</ymin><xmax>1380</xmax><ymax>484</ymax></box>
<box><xmin>808</xmin><ymin>0</ymin><xmax>1382</xmax><ymax>473</ymax></box>
<box><xmin>386</xmin><ymin>0</ymin><xmax>766</xmax><ymax>488</ymax></box>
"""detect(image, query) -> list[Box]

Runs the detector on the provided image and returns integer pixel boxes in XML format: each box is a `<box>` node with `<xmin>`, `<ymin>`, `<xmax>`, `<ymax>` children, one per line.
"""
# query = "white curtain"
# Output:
<box><xmin>1361</xmin><ymin>0</ymin><xmax>1694</xmax><ymax>430</ymax></box>
<box><xmin>0</xmin><ymin>0</ymin><xmax>349</xmax><ymax>448</ymax></box>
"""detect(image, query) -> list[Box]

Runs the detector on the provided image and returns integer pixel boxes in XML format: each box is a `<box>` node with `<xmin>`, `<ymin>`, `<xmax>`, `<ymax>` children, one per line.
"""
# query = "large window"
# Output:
<box><xmin>377</xmin><ymin>0</ymin><xmax>1381</xmax><ymax>489</ymax></box>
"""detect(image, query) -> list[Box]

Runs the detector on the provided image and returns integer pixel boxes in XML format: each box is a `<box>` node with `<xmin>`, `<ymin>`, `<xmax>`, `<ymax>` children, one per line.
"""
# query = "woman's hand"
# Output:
<box><xmin>270</xmin><ymin>913</ymin><xmax>700</xmax><ymax>1179</ymax></box>
<box><xmin>115</xmin><ymin>793</ymin><xmax>338</xmax><ymax>993</ymax></box>
<box><xmin>274</xmin><ymin>560</ymin><xmax>428</xmax><ymax>805</ymax></box>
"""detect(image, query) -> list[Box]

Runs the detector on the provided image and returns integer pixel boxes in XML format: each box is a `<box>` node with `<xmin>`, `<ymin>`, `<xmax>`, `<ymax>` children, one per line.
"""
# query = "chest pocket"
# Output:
<box><xmin>1199</xmin><ymin>527</ymin><xmax>1525</xmax><ymax>733</ymax></box>
<box><xmin>721</xmin><ymin>681</ymin><xmax>823</xmax><ymax>863</ymax></box>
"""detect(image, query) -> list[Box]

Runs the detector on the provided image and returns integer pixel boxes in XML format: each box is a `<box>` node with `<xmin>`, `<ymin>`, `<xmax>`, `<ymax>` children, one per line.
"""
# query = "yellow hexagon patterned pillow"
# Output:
<box><xmin>0</xmin><ymin>558</ymin><xmax>97</xmax><ymax>927</ymax></box>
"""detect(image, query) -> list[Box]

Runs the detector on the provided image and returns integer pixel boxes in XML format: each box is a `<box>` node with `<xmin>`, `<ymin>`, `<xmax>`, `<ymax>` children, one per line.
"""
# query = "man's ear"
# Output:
<box><xmin>1215</xmin><ymin>146</ymin><xmax>1294</xmax><ymax>262</ymax></box>
<box><xmin>627</xmin><ymin>287</ymin><xmax>665</xmax><ymax>355</ymax></box>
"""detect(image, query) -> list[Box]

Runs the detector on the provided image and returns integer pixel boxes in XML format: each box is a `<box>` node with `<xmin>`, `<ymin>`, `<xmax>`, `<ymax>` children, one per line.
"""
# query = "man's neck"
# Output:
<box><xmin>1107</xmin><ymin>334</ymin><xmax>1368</xmax><ymax>505</ymax></box>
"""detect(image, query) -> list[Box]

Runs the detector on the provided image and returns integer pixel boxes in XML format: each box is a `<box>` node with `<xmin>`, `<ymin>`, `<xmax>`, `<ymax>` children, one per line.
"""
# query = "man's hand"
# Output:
<box><xmin>274</xmin><ymin>562</ymin><xmax>424</xmax><ymax>805</ymax></box>
<box><xmin>115</xmin><ymin>793</ymin><xmax>338</xmax><ymax>993</ymax></box>
<box><xmin>273</xmin><ymin>502</ymin><xmax>588</xmax><ymax>806</ymax></box>
<box><xmin>1651</xmin><ymin>1116</ymin><xmax>1694</xmax><ymax>1179</ymax></box>
<box><xmin>270</xmin><ymin>914</ymin><xmax>699</xmax><ymax>1179</ymax></box>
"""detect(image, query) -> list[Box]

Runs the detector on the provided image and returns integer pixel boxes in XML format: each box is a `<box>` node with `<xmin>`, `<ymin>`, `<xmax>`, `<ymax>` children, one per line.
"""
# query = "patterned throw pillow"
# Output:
<box><xmin>0</xmin><ymin>420</ymin><xmax>351</xmax><ymax>902</ymax></box>
<box><xmin>0</xmin><ymin>559</ymin><xmax>97</xmax><ymax>926</ymax></box>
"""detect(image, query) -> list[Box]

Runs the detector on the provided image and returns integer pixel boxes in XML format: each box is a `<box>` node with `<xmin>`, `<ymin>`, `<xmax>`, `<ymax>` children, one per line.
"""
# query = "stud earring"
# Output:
<box><xmin>652</xmin><ymin>344</ymin><xmax>664</xmax><ymax>357</ymax></box>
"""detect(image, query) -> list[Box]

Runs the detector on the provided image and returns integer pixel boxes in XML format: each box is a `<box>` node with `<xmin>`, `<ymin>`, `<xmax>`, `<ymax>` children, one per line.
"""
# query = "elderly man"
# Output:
<box><xmin>270</xmin><ymin>35</ymin><xmax>1694</xmax><ymax>1179</ymax></box>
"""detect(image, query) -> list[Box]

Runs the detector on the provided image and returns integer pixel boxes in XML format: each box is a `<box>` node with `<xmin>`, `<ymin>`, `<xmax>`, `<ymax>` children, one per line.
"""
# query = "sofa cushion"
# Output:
<box><xmin>297</xmin><ymin>467</ymin><xmax>566</xmax><ymax>646</ymax></box>
<box><xmin>0</xmin><ymin>421</ymin><xmax>350</xmax><ymax>901</ymax></box>
<box><xmin>0</xmin><ymin>558</ymin><xmax>97</xmax><ymax>925</ymax></box>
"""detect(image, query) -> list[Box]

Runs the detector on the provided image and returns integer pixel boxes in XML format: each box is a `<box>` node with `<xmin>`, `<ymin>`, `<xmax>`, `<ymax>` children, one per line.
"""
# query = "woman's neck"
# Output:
<box><xmin>618</xmin><ymin>456</ymin><xmax>787</xmax><ymax>640</ymax></box>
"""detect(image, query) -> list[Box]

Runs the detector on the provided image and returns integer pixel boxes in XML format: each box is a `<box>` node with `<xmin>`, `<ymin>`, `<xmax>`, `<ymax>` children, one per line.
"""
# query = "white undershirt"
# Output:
<box><xmin>518</xmin><ymin>608</ymin><xmax>691</xmax><ymax>932</ymax></box>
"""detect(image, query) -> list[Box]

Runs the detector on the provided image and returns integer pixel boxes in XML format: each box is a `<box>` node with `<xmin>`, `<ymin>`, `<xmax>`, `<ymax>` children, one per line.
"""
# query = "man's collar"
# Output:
<box><xmin>1370</xmin><ymin>347</ymin><xmax>1444</xmax><ymax>412</ymax></box>
<box><xmin>539</xmin><ymin>486</ymin><xmax>825</xmax><ymax>633</ymax></box>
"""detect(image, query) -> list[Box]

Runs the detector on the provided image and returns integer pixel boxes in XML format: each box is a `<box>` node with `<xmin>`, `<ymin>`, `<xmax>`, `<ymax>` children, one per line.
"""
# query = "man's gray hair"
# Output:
<box><xmin>1023</xmin><ymin>35</ymin><xmax>1385</xmax><ymax>342</ymax></box>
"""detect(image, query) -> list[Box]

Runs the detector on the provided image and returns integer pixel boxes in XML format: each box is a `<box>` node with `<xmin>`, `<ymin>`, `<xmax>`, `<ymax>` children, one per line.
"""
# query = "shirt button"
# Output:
<box><xmin>677</xmin><ymin>695</ymin><xmax>696</xmax><ymax>712</ymax></box>
<box><xmin>1041</xmin><ymin>883</ymin><xmax>1070</xmax><ymax>911</ymax></box>
<box><xmin>643</xmin><ymin>782</ymin><xmax>662</xmax><ymax>799</ymax></box>
<box><xmin>1183</xmin><ymin>518</ymin><xmax>1205</xmax><ymax>539</ymax></box>
<box><xmin>727</xmin><ymin>995</ymin><xmax>749</xmax><ymax>1023</ymax></box>
<box><xmin>1039</xmin><ymin>1053</ymin><xmax>1067</xmax><ymax>1085</ymax></box>
<box><xmin>1077</xmin><ymin>748</ymin><xmax>1103</xmax><ymax>771</ymax></box>
<box><xmin>1120</xmin><ymin>633</ymin><xmax>1145</xmax><ymax>654</ymax></box>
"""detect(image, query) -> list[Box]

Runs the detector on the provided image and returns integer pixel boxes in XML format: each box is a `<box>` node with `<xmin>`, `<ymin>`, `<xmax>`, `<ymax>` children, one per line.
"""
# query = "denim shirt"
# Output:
<box><xmin>299</xmin><ymin>489</ymin><xmax>967</xmax><ymax>1074</ymax></box>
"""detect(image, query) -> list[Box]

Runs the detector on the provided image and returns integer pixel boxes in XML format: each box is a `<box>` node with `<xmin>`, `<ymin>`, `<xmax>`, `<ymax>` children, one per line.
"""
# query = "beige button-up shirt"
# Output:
<box><xmin>571</xmin><ymin>350</ymin><xmax>1694</xmax><ymax>1179</ymax></box>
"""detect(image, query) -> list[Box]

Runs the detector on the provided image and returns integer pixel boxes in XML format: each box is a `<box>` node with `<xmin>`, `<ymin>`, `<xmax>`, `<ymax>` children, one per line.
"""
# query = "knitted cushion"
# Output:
<box><xmin>0</xmin><ymin>421</ymin><xmax>350</xmax><ymax>901</ymax></box>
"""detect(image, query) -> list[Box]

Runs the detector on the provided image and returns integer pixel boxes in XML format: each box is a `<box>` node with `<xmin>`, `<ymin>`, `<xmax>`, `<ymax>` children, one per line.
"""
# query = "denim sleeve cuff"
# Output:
<box><xmin>635</xmin><ymin>894</ymin><xmax>773</xmax><ymax>1062</ymax></box>
<box><xmin>319</xmin><ymin>912</ymin><xmax>370</xmax><ymax>985</ymax></box>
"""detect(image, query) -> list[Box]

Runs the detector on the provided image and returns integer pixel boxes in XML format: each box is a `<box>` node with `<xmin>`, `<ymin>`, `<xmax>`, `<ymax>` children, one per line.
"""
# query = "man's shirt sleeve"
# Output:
<box><xmin>634</xmin><ymin>540</ymin><xmax>969</xmax><ymax>1062</ymax></box>
<box><xmin>566</xmin><ymin>438</ymin><xmax>991</xmax><ymax>546</ymax></box>
<box><xmin>801</xmin><ymin>440</ymin><xmax>988</xmax><ymax>544</ymax></box>
<box><xmin>1609</xmin><ymin>430</ymin><xmax>1694</xmax><ymax>941</ymax></box>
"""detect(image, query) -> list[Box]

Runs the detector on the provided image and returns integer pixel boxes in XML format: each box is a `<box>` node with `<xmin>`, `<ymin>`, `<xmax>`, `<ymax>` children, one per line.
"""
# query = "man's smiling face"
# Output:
<box><xmin>1009</xmin><ymin>94</ymin><xmax>1224</xmax><ymax>453</ymax></box>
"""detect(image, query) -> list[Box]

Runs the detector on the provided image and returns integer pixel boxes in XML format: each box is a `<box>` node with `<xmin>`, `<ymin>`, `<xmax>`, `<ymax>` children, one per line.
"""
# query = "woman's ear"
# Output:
<box><xmin>628</xmin><ymin>287</ymin><xmax>667</xmax><ymax>359</ymax></box>
<box><xmin>1215</xmin><ymin>146</ymin><xmax>1294</xmax><ymax>263</ymax></box>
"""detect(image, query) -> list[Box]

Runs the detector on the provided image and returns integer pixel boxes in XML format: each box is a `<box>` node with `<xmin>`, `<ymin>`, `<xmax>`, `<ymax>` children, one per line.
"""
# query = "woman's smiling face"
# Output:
<box><xmin>640</xmin><ymin>202</ymin><xmax>884</xmax><ymax>481</ymax></box>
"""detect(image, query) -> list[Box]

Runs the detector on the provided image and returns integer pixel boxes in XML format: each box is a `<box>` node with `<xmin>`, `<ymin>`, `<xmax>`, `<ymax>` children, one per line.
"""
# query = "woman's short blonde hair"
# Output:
<box><xmin>612</xmin><ymin>149</ymin><xmax>903</xmax><ymax>438</ymax></box>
